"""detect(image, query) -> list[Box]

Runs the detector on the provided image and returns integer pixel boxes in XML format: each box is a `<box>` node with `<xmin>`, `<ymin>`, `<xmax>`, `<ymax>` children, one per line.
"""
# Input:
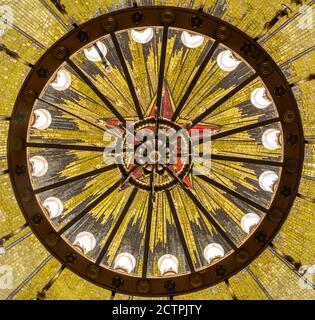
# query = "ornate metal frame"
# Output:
<box><xmin>8</xmin><ymin>6</ymin><xmax>304</xmax><ymax>296</ymax></box>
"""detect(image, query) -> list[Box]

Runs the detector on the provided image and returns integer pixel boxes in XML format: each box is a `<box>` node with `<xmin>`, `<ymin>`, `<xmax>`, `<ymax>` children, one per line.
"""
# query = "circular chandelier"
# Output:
<box><xmin>8</xmin><ymin>6</ymin><xmax>304</xmax><ymax>297</ymax></box>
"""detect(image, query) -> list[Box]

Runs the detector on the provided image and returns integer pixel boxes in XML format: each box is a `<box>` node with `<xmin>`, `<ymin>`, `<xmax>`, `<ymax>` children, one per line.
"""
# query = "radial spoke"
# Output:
<box><xmin>197</xmin><ymin>117</ymin><xmax>280</xmax><ymax>145</ymax></box>
<box><xmin>27</xmin><ymin>142</ymin><xmax>105</xmax><ymax>152</ymax></box>
<box><xmin>96</xmin><ymin>187</ymin><xmax>138</xmax><ymax>265</ymax></box>
<box><xmin>190</xmin><ymin>73</ymin><xmax>258</xmax><ymax>128</ymax></box>
<box><xmin>189</xmin><ymin>153</ymin><xmax>282</xmax><ymax>167</ymax></box>
<box><xmin>171</xmin><ymin>40</ymin><xmax>219</xmax><ymax>121</ymax></box>
<box><xmin>211</xmin><ymin>154</ymin><xmax>283</xmax><ymax>167</ymax></box>
<box><xmin>211</xmin><ymin>117</ymin><xmax>280</xmax><ymax>141</ymax></box>
<box><xmin>39</xmin><ymin>97</ymin><xmax>108</xmax><ymax>133</ymax></box>
<box><xmin>166</xmin><ymin>190</ymin><xmax>195</xmax><ymax>273</ymax></box>
<box><xmin>111</xmin><ymin>33</ymin><xmax>144</xmax><ymax>119</ymax></box>
<box><xmin>196</xmin><ymin>174</ymin><xmax>268</xmax><ymax>213</ymax></box>
<box><xmin>34</xmin><ymin>164</ymin><xmax>117</xmax><ymax>194</ymax></box>
<box><xmin>156</xmin><ymin>26</ymin><xmax>169</xmax><ymax>118</ymax></box>
<box><xmin>142</xmin><ymin>173</ymin><xmax>154</xmax><ymax>278</ymax></box>
<box><xmin>69</xmin><ymin>87</ymin><xmax>107</xmax><ymax>109</ymax></box>
<box><xmin>59</xmin><ymin>179</ymin><xmax>122</xmax><ymax>234</ymax></box>
<box><xmin>66</xmin><ymin>59</ymin><xmax>126</xmax><ymax>124</ymax></box>
<box><xmin>164</xmin><ymin>166</ymin><xmax>237</xmax><ymax>250</ymax></box>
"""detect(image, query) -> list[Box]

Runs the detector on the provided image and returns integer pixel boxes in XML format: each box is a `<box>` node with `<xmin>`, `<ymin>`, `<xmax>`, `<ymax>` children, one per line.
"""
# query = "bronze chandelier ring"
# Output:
<box><xmin>8</xmin><ymin>6</ymin><xmax>304</xmax><ymax>296</ymax></box>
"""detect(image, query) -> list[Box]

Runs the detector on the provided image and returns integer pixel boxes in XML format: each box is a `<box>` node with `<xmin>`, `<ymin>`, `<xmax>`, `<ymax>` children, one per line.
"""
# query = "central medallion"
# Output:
<box><xmin>118</xmin><ymin>117</ymin><xmax>192</xmax><ymax>192</ymax></box>
<box><xmin>105</xmin><ymin>83</ymin><xmax>220</xmax><ymax>193</ymax></box>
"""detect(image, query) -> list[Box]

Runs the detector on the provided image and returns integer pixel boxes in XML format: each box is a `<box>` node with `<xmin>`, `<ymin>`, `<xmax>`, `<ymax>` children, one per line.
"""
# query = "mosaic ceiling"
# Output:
<box><xmin>0</xmin><ymin>0</ymin><xmax>314</xmax><ymax>300</ymax></box>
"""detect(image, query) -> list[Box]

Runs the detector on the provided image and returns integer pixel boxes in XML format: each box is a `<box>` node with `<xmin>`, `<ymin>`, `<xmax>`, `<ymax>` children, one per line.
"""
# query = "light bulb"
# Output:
<box><xmin>31</xmin><ymin>109</ymin><xmax>52</xmax><ymax>130</ymax></box>
<box><xmin>84</xmin><ymin>41</ymin><xmax>107</xmax><ymax>62</ymax></box>
<box><xmin>216</xmin><ymin>50</ymin><xmax>241</xmax><ymax>72</ymax></box>
<box><xmin>50</xmin><ymin>70</ymin><xmax>72</xmax><ymax>91</ymax></box>
<box><xmin>114</xmin><ymin>252</ymin><xmax>136</xmax><ymax>273</ymax></box>
<box><xmin>158</xmin><ymin>254</ymin><xmax>179</xmax><ymax>276</ymax></box>
<box><xmin>73</xmin><ymin>232</ymin><xmax>96</xmax><ymax>254</ymax></box>
<box><xmin>251</xmin><ymin>87</ymin><xmax>272</xmax><ymax>109</ymax></box>
<box><xmin>43</xmin><ymin>197</ymin><xmax>63</xmax><ymax>219</ymax></box>
<box><xmin>259</xmin><ymin>170</ymin><xmax>278</xmax><ymax>192</ymax></box>
<box><xmin>241</xmin><ymin>213</ymin><xmax>260</xmax><ymax>234</ymax></box>
<box><xmin>131</xmin><ymin>28</ymin><xmax>154</xmax><ymax>44</ymax></box>
<box><xmin>203</xmin><ymin>243</ymin><xmax>225</xmax><ymax>263</ymax></box>
<box><xmin>262</xmin><ymin>129</ymin><xmax>281</xmax><ymax>150</ymax></box>
<box><xmin>181</xmin><ymin>31</ymin><xmax>204</xmax><ymax>48</ymax></box>
<box><xmin>30</xmin><ymin>156</ymin><xmax>48</xmax><ymax>177</ymax></box>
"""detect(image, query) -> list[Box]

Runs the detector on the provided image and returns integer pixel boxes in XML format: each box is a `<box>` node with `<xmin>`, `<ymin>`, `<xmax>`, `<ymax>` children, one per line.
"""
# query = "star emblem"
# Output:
<box><xmin>99</xmin><ymin>82</ymin><xmax>220</xmax><ymax>190</ymax></box>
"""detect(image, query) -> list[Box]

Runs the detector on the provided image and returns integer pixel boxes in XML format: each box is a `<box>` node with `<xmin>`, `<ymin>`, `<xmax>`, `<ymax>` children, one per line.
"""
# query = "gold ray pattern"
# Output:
<box><xmin>0</xmin><ymin>0</ymin><xmax>314</xmax><ymax>300</ymax></box>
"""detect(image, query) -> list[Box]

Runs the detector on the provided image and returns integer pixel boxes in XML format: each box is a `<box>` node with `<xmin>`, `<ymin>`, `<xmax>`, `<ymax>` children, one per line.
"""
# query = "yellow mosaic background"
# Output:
<box><xmin>0</xmin><ymin>0</ymin><xmax>314</xmax><ymax>300</ymax></box>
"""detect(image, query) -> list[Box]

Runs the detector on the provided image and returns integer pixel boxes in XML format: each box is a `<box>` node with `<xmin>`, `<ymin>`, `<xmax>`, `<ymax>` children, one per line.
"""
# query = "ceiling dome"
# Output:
<box><xmin>0</xmin><ymin>1</ymin><xmax>314</xmax><ymax>301</ymax></box>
